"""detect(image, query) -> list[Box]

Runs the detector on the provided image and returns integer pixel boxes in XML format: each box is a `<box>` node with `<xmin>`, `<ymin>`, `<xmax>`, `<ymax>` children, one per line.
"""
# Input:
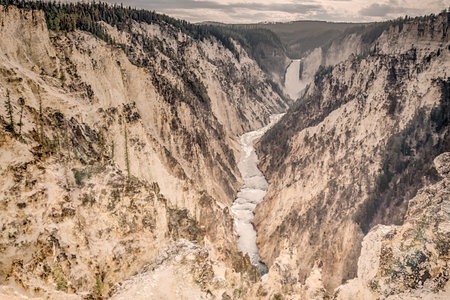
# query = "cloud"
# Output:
<box><xmin>359</xmin><ymin>3</ymin><xmax>396</xmax><ymax>17</ymax></box>
<box><xmin>120</xmin><ymin>0</ymin><xmax>322</xmax><ymax>15</ymax></box>
<box><xmin>95</xmin><ymin>0</ymin><xmax>328</xmax><ymax>23</ymax></box>
<box><xmin>63</xmin><ymin>0</ymin><xmax>450</xmax><ymax>23</ymax></box>
<box><xmin>358</xmin><ymin>1</ymin><xmax>441</xmax><ymax>19</ymax></box>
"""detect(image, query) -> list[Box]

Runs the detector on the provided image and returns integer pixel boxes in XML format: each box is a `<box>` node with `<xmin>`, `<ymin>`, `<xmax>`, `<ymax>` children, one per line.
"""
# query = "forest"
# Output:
<box><xmin>0</xmin><ymin>0</ymin><xmax>284</xmax><ymax>63</ymax></box>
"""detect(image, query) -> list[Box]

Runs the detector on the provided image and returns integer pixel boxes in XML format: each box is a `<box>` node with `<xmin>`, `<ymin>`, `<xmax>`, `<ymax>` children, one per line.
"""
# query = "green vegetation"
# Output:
<box><xmin>52</xmin><ymin>264</ymin><xmax>68</xmax><ymax>292</ymax></box>
<box><xmin>314</xmin><ymin>65</ymin><xmax>334</xmax><ymax>85</ymax></box>
<box><xmin>233</xmin><ymin>288</ymin><xmax>243</xmax><ymax>298</ymax></box>
<box><xmin>17</xmin><ymin>97</ymin><xmax>25</xmax><ymax>136</ymax></box>
<box><xmin>2</xmin><ymin>91</ymin><xmax>26</xmax><ymax>139</ymax></box>
<box><xmin>251</xmin><ymin>20</ymin><xmax>364</xmax><ymax>59</ymax></box>
<box><xmin>361</xmin><ymin>22</ymin><xmax>391</xmax><ymax>44</ymax></box>
<box><xmin>30</xmin><ymin>95</ymin><xmax>60</xmax><ymax>157</ymax></box>
<box><xmin>37</xmin><ymin>90</ymin><xmax>45</xmax><ymax>145</ymax></box>
<box><xmin>431</xmin><ymin>78</ymin><xmax>450</xmax><ymax>133</ymax></box>
<box><xmin>59</xmin><ymin>68</ymin><xmax>66</xmax><ymax>86</ymax></box>
<box><xmin>81</xmin><ymin>193</ymin><xmax>96</xmax><ymax>206</ymax></box>
<box><xmin>95</xmin><ymin>274</ymin><xmax>104</xmax><ymax>297</ymax></box>
<box><xmin>0</xmin><ymin>0</ymin><xmax>240</xmax><ymax>57</ymax></box>
<box><xmin>273</xmin><ymin>293</ymin><xmax>283</xmax><ymax>300</ymax></box>
<box><xmin>151</xmin><ymin>182</ymin><xmax>160</xmax><ymax>195</ymax></box>
<box><xmin>111</xmin><ymin>141</ymin><xmax>115</xmax><ymax>161</ymax></box>
<box><xmin>0</xmin><ymin>0</ymin><xmax>288</xmax><ymax>74</ymax></box>
<box><xmin>436</xmin><ymin>235</ymin><xmax>450</xmax><ymax>257</ymax></box>
<box><xmin>167</xmin><ymin>207</ymin><xmax>204</xmax><ymax>243</ymax></box>
<box><xmin>337</xmin><ymin>21</ymin><xmax>394</xmax><ymax>46</ymax></box>
<box><xmin>343</xmin><ymin>12</ymin><xmax>447</xmax><ymax>46</ymax></box>
<box><xmin>181</xmin><ymin>69</ymin><xmax>210</xmax><ymax>104</ymax></box>
<box><xmin>4</xmin><ymin>90</ymin><xmax>15</xmax><ymax>134</ymax></box>
<box><xmin>123</xmin><ymin>119</ymin><xmax>130</xmax><ymax>180</ymax></box>
<box><xmin>260</xmin><ymin>11</ymin><xmax>446</xmax><ymax>59</ymax></box>
<box><xmin>73</xmin><ymin>168</ymin><xmax>91</xmax><ymax>186</ymax></box>
<box><xmin>201</xmin><ymin>23</ymin><xmax>288</xmax><ymax>81</ymax></box>
<box><xmin>353</xmin><ymin>78</ymin><xmax>450</xmax><ymax>233</ymax></box>
<box><xmin>266</xmin><ymin>78</ymin><xmax>290</xmax><ymax>103</ymax></box>
<box><xmin>73</xmin><ymin>169</ymin><xmax>82</xmax><ymax>185</ymax></box>
<box><xmin>220</xmin><ymin>26</ymin><xmax>286</xmax><ymax>66</ymax></box>
<box><xmin>368</xmin><ymin>279</ymin><xmax>380</xmax><ymax>292</ymax></box>
<box><xmin>97</xmin><ymin>130</ymin><xmax>106</xmax><ymax>163</ymax></box>
<box><xmin>0</xmin><ymin>0</ymin><xmax>292</xmax><ymax>103</ymax></box>
<box><xmin>107</xmin><ymin>189</ymin><xmax>120</xmax><ymax>210</ymax></box>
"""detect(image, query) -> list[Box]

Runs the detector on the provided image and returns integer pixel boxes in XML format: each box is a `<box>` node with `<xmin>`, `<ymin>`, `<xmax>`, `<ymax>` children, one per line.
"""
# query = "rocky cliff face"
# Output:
<box><xmin>256</xmin><ymin>11</ymin><xmax>449</xmax><ymax>294</ymax></box>
<box><xmin>282</xmin><ymin>20</ymin><xmax>422</xmax><ymax>100</ymax></box>
<box><xmin>0</xmin><ymin>4</ymin><xmax>287</xmax><ymax>298</ymax></box>
<box><xmin>109</xmin><ymin>239</ymin><xmax>258</xmax><ymax>300</ymax></box>
<box><xmin>284</xmin><ymin>31</ymin><xmax>365</xmax><ymax>99</ymax></box>
<box><xmin>1</xmin><ymin>3</ymin><xmax>449</xmax><ymax>300</ymax></box>
<box><xmin>335</xmin><ymin>152</ymin><xmax>450</xmax><ymax>300</ymax></box>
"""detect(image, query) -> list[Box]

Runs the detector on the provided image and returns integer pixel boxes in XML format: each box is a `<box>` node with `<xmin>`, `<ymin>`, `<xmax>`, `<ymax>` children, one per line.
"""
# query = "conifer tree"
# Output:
<box><xmin>4</xmin><ymin>90</ymin><xmax>15</xmax><ymax>134</ymax></box>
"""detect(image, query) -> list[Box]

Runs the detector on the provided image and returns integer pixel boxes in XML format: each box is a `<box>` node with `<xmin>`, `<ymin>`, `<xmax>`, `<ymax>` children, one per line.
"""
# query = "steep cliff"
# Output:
<box><xmin>284</xmin><ymin>32</ymin><xmax>365</xmax><ymax>99</ymax></box>
<box><xmin>200</xmin><ymin>22</ymin><xmax>292</xmax><ymax>89</ymax></box>
<box><xmin>335</xmin><ymin>152</ymin><xmax>450</xmax><ymax>300</ymax></box>
<box><xmin>256</xmin><ymin>11</ymin><xmax>449</xmax><ymax>293</ymax></box>
<box><xmin>257</xmin><ymin>21</ymin><xmax>365</xmax><ymax>60</ymax></box>
<box><xmin>0</xmin><ymin>3</ymin><xmax>287</xmax><ymax>298</ymax></box>
<box><xmin>282</xmin><ymin>20</ymin><xmax>410</xmax><ymax>100</ymax></box>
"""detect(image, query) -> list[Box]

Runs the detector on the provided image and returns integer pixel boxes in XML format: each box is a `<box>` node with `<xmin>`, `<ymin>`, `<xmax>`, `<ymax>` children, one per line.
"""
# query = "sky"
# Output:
<box><xmin>92</xmin><ymin>0</ymin><xmax>448</xmax><ymax>23</ymax></box>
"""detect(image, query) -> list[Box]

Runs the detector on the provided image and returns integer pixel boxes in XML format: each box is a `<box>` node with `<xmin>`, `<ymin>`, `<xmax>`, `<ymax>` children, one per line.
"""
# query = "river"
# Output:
<box><xmin>231</xmin><ymin>114</ymin><xmax>284</xmax><ymax>275</ymax></box>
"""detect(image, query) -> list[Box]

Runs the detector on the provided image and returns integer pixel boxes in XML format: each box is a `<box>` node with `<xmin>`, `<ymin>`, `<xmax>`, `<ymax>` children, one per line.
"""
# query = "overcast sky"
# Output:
<box><xmin>93</xmin><ymin>0</ymin><xmax>448</xmax><ymax>23</ymax></box>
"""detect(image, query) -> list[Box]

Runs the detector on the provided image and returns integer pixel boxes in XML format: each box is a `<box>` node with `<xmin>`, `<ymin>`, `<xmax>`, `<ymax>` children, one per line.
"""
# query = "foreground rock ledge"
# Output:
<box><xmin>335</xmin><ymin>152</ymin><xmax>450</xmax><ymax>300</ymax></box>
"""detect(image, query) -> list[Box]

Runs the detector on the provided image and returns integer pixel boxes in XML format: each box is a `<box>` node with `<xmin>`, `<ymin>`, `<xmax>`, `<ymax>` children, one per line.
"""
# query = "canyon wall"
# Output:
<box><xmin>284</xmin><ymin>32</ymin><xmax>365</xmax><ymax>100</ymax></box>
<box><xmin>0</xmin><ymin>3</ymin><xmax>448</xmax><ymax>299</ymax></box>
<box><xmin>256</xmin><ymin>11</ymin><xmax>449</xmax><ymax>294</ymax></box>
<box><xmin>335</xmin><ymin>152</ymin><xmax>450</xmax><ymax>300</ymax></box>
<box><xmin>0</xmin><ymin>4</ymin><xmax>287</xmax><ymax>298</ymax></box>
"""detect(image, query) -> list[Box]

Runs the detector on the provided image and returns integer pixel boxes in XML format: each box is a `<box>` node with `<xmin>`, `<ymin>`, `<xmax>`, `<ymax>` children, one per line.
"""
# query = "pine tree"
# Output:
<box><xmin>123</xmin><ymin>117</ymin><xmax>130</xmax><ymax>180</ymax></box>
<box><xmin>17</xmin><ymin>97</ymin><xmax>25</xmax><ymax>136</ymax></box>
<box><xmin>4</xmin><ymin>90</ymin><xmax>15</xmax><ymax>134</ymax></box>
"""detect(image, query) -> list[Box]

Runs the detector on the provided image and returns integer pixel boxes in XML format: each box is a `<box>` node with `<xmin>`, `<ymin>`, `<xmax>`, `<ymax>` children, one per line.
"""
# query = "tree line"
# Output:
<box><xmin>0</xmin><ymin>0</ymin><xmax>238</xmax><ymax>54</ymax></box>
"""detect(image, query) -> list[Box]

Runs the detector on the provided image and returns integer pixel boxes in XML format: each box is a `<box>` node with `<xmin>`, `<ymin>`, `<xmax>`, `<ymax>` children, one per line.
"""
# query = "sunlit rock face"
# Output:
<box><xmin>0</xmin><ymin>3</ymin><xmax>448</xmax><ymax>300</ymax></box>
<box><xmin>0</xmin><ymin>4</ymin><xmax>287</xmax><ymax>298</ymax></box>
<box><xmin>256</xmin><ymin>11</ymin><xmax>449</xmax><ymax>292</ymax></box>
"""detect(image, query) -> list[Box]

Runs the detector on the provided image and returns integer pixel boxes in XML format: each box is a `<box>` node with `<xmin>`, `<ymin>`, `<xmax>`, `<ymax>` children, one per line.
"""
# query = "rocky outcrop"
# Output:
<box><xmin>335</xmin><ymin>152</ymin><xmax>450</xmax><ymax>299</ymax></box>
<box><xmin>0</xmin><ymin>4</ymin><xmax>287</xmax><ymax>298</ymax></box>
<box><xmin>110</xmin><ymin>239</ymin><xmax>257</xmax><ymax>300</ymax></box>
<box><xmin>256</xmin><ymin>11</ymin><xmax>449</xmax><ymax>292</ymax></box>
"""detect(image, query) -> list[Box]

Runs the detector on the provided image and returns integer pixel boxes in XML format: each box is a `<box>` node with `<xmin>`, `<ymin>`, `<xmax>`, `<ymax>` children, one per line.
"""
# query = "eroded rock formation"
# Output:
<box><xmin>0</xmin><ymin>4</ymin><xmax>286</xmax><ymax>298</ymax></box>
<box><xmin>256</xmin><ymin>11</ymin><xmax>449</xmax><ymax>293</ymax></box>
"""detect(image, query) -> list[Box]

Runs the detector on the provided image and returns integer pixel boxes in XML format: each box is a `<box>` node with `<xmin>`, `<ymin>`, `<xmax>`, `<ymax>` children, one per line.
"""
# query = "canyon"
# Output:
<box><xmin>256</xmin><ymin>10</ymin><xmax>449</xmax><ymax>296</ymax></box>
<box><xmin>0</xmin><ymin>2</ymin><xmax>448</xmax><ymax>300</ymax></box>
<box><xmin>0</xmin><ymin>3</ymin><xmax>287</xmax><ymax>298</ymax></box>
<box><xmin>231</xmin><ymin>114</ymin><xmax>283</xmax><ymax>275</ymax></box>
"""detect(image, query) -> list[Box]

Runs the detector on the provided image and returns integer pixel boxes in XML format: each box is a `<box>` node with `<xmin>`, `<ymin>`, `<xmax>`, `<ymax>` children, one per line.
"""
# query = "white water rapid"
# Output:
<box><xmin>231</xmin><ymin>114</ymin><xmax>284</xmax><ymax>275</ymax></box>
